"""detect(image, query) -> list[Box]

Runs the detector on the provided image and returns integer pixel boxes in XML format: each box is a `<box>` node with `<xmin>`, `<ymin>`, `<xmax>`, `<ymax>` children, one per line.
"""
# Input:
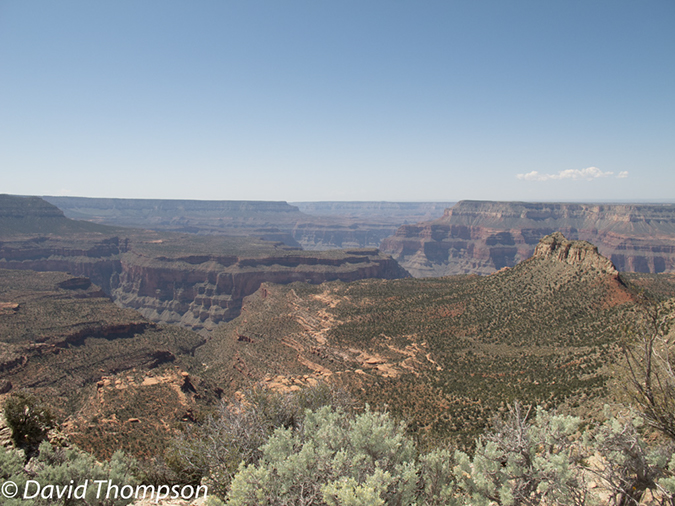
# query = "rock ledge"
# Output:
<box><xmin>533</xmin><ymin>232</ymin><xmax>617</xmax><ymax>274</ymax></box>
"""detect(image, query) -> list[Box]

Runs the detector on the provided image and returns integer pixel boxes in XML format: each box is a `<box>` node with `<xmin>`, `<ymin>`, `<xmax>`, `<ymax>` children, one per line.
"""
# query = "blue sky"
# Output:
<box><xmin>1</xmin><ymin>1</ymin><xmax>673</xmax><ymax>202</ymax></box>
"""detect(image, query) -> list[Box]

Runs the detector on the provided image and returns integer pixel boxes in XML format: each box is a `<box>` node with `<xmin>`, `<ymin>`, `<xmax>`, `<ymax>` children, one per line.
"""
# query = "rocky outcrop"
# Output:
<box><xmin>0</xmin><ymin>268</ymin><xmax>217</xmax><ymax>460</ymax></box>
<box><xmin>1</xmin><ymin>240</ymin><xmax>408</xmax><ymax>331</ymax></box>
<box><xmin>0</xmin><ymin>236</ymin><xmax>124</xmax><ymax>292</ymax></box>
<box><xmin>532</xmin><ymin>232</ymin><xmax>617</xmax><ymax>274</ymax></box>
<box><xmin>380</xmin><ymin>201</ymin><xmax>675</xmax><ymax>276</ymax></box>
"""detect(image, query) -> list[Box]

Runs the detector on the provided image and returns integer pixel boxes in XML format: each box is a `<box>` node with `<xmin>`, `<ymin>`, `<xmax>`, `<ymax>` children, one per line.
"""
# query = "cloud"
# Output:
<box><xmin>516</xmin><ymin>167</ymin><xmax>627</xmax><ymax>181</ymax></box>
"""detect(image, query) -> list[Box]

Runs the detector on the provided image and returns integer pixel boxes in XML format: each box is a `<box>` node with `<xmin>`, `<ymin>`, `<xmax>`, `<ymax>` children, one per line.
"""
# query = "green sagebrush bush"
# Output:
<box><xmin>454</xmin><ymin>404</ymin><xmax>675</xmax><ymax>506</ymax></box>
<box><xmin>0</xmin><ymin>442</ymin><xmax>139</xmax><ymax>506</ymax></box>
<box><xmin>205</xmin><ymin>400</ymin><xmax>673</xmax><ymax>506</ymax></box>
<box><xmin>584</xmin><ymin>408</ymin><xmax>675</xmax><ymax>506</ymax></box>
<box><xmin>453</xmin><ymin>402</ymin><xmax>588</xmax><ymax>506</ymax></box>
<box><xmin>224</xmin><ymin>405</ymin><xmax>424</xmax><ymax>506</ymax></box>
<box><xmin>168</xmin><ymin>382</ymin><xmax>354</xmax><ymax>499</ymax></box>
<box><xmin>209</xmin><ymin>403</ymin><xmax>458</xmax><ymax>506</ymax></box>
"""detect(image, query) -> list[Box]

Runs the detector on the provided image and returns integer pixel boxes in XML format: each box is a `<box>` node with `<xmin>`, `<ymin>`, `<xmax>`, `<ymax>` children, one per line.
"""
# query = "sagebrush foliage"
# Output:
<box><xmin>168</xmin><ymin>382</ymin><xmax>354</xmax><ymax>498</ymax></box>
<box><xmin>193</xmin><ymin>390</ymin><xmax>674</xmax><ymax>506</ymax></box>
<box><xmin>0</xmin><ymin>442</ymin><xmax>139</xmax><ymax>506</ymax></box>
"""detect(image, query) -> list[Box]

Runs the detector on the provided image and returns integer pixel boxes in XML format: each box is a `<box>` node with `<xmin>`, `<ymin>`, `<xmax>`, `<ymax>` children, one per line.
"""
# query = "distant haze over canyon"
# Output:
<box><xmin>6</xmin><ymin>196</ymin><xmax>675</xmax><ymax>291</ymax></box>
<box><xmin>43</xmin><ymin>196</ymin><xmax>452</xmax><ymax>252</ymax></box>
<box><xmin>380</xmin><ymin>200</ymin><xmax>675</xmax><ymax>276</ymax></box>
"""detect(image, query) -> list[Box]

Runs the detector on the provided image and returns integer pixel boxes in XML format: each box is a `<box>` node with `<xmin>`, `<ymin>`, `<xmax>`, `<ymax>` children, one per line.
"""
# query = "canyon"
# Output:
<box><xmin>43</xmin><ymin>196</ymin><xmax>452</xmax><ymax>251</ymax></box>
<box><xmin>380</xmin><ymin>200</ymin><xmax>675</xmax><ymax>277</ymax></box>
<box><xmin>44</xmin><ymin>197</ymin><xmax>675</xmax><ymax>278</ymax></box>
<box><xmin>198</xmin><ymin>232</ymin><xmax>649</xmax><ymax>444</ymax></box>
<box><xmin>0</xmin><ymin>195</ymin><xmax>409</xmax><ymax>332</ymax></box>
<box><xmin>0</xmin><ymin>268</ymin><xmax>216</xmax><ymax>459</ymax></box>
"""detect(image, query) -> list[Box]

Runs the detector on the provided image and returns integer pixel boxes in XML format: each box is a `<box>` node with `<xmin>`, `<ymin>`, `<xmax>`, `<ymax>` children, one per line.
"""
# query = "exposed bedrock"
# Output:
<box><xmin>112</xmin><ymin>250</ymin><xmax>408</xmax><ymax>331</ymax></box>
<box><xmin>0</xmin><ymin>237</ymin><xmax>124</xmax><ymax>292</ymax></box>
<box><xmin>380</xmin><ymin>201</ymin><xmax>675</xmax><ymax>276</ymax></box>
<box><xmin>532</xmin><ymin>232</ymin><xmax>617</xmax><ymax>274</ymax></box>
<box><xmin>290</xmin><ymin>222</ymin><xmax>400</xmax><ymax>251</ymax></box>
<box><xmin>0</xmin><ymin>236</ymin><xmax>408</xmax><ymax>331</ymax></box>
<box><xmin>1</xmin><ymin>196</ymin><xmax>410</xmax><ymax>330</ymax></box>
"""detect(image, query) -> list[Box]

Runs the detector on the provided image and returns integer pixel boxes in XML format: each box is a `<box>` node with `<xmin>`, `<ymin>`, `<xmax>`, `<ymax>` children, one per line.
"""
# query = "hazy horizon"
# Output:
<box><xmin>23</xmin><ymin>194</ymin><xmax>675</xmax><ymax>206</ymax></box>
<box><xmin>2</xmin><ymin>1</ymin><xmax>673</xmax><ymax>202</ymax></box>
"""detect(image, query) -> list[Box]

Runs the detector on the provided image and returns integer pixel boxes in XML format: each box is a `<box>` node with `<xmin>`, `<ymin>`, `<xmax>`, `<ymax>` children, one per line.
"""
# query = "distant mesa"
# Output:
<box><xmin>42</xmin><ymin>196</ymin><xmax>452</xmax><ymax>251</ymax></box>
<box><xmin>0</xmin><ymin>194</ymin><xmax>111</xmax><ymax>236</ymax></box>
<box><xmin>380</xmin><ymin>200</ymin><xmax>675</xmax><ymax>276</ymax></box>
<box><xmin>0</xmin><ymin>195</ymin><xmax>410</xmax><ymax>331</ymax></box>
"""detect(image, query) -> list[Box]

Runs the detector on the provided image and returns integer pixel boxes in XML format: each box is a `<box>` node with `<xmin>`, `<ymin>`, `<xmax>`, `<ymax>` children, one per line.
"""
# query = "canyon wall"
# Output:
<box><xmin>1</xmin><ymin>195</ymin><xmax>410</xmax><ymax>331</ymax></box>
<box><xmin>43</xmin><ymin>196</ymin><xmax>452</xmax><ymax>250</ymax></box>
<box><xmin>0</xmin><ymin>236</ymin><xmax>408</xmax><ymax>331</ymax></box>
<box><xmin>380</xmin><ymin>200</ymin><xmax>675</xmax><ymax>276</ymax></box>
<box><xmin>110</xmin><ymin>248</ymin><xmax>408</xmax><ymax>331</ymax></box>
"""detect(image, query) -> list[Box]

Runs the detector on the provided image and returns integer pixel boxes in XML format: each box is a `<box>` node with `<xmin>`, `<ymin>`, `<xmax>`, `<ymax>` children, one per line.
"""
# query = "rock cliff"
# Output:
<box><xmin>111</xmin><ymin>248</ymin><xmax>409</xmax><ymax>331</ymax></box>
<box><xmin>1</xmin><ymin>238</ymin><xmax>408</xmax><ymax>331</ymax></box>
<box><xmin>43</xmin><ymin>196</ymin><xmax>451</xmax><ymax>250</ymax></box>
<box><xmin>380</xmin><ymin>200</ymin><xmax>675</xmax><ymax>276</ymax></box>
<box><xmin>531</xmin><ymin>232</ymin><xmax>617</xmax><ymax>274</ymax></box>
<box><xmin>1</xmin><ymin>196</ymin><xmax>410</xmax><ymax>331</ymax></box>
<box><xmin>0</xmin><ymin>268</ymin><xmax>218</xmax><ymax>459</ymax></box>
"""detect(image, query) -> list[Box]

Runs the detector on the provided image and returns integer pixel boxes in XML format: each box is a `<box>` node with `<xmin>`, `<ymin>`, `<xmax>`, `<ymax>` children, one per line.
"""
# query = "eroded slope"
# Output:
<box><xmin>1</xmin><ymin>195</ymin><xmax>410</xmax><ymax>331</ymax></box>
<box><xmin>199</xmin><ymin>234</ymin><xmax>637</xmax><ymax>444</ymax></box>
<box><xmin>0</xmin><ymin>269</ymin><xmax>217</xmax><ymax>459</ymax></box>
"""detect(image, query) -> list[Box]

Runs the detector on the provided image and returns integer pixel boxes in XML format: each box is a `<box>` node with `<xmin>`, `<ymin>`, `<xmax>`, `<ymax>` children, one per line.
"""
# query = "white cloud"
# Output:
<box><xmin>516</xmin><ymin>167</ymin><xmax>627</xmax><ymax>181</ymax></box>
<box><xmin>516</xmin><ymin>171</ymin><xmax>551</xmax><ymax>181</ymax></box>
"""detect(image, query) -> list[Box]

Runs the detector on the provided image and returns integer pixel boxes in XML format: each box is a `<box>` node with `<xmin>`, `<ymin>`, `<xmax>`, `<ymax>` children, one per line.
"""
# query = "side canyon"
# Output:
<box><xmin>0</xmin><ymin>195</ymin><xmax>409</xmax><ymax>331</ymax></box>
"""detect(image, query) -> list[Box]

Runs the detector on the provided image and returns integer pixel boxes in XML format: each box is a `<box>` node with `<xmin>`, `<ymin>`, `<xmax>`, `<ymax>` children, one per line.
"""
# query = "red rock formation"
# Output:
<box><xmin>380</xmin><ymin>201</ymin><xmax>675</xmax><ymax>277</ymax></box>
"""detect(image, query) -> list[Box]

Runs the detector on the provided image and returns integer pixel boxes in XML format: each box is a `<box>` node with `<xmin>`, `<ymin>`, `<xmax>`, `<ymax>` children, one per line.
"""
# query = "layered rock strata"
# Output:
<box><xmin>0</xmin><ymin>238</ymin><xmax>408</xmax><ymax>331</ymax></box>
<box><xmin>43</xmin><ymin>196</ymin><xmax>452</xmax><ymax>250</ymax></box>
<box><xmin>380</xmin><ymin>201</ymin><xmax>675</xmax><ymax>276</ymax></box>
<box><xmin>1</xmin><ymin>196</ymin><xmax>410</xmax><ymax>331</ymax></box>
<box><xmin>111</xmin><ymin>248</ymin><xmax>409</xmax><ymax>331</ymax></box>
<box><xmin>532</xmin><ymin>232</ymin><xmax>617</xmax><ymax>275</ymax></box>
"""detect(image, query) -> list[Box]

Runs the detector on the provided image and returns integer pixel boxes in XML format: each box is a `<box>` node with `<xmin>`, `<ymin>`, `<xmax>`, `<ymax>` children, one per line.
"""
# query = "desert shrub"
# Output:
<box><xmin>621</xmin><ymin>298</ymin><xmax>675</xmax><ymax>442</ymax></box>
<box><xmin>168</xmin><ymin>382</ymin><xmax>353</xmax><ymax>498</ymax></box>
<box><xmin>226</xmin><ymin>405</ymin><xmax>419</xmax><ymax>506</ymax></box>
<box><xmin>416</xmin><ymin>447</ymin><xmax>459</xmax><ymax>505</ymax></box>
<box><xmin>0</xmin><ymin>446</ymin><xmax>31</xmax><ymax>506</ymax></box>
<box><xmin>27</xmin><ymin>442</ymin><xmax>139</xmax><ymax>506</ymax></box>
<box><xmin>584</xmin><ymin>408</ymin><xmax>675</xmax><ymax>506</ymax></box>
<box><xmin>452</xmin><ymin>402</ymin><xmax>589</xmax><ymax>506</ymax></box>
<box><xmin>192</xmin><ymin>394</ymin><xmax>675</xmax><ymax>505</ymax></box>
<box><xmin>0</xmin><ymin>442</ymin><xmax>139</xmax><ymax>506</ymax></box>
<box><xmin>3</xmin><ymin>391</ymin><xmax>55</xmax><ymax>448</ymax></box>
